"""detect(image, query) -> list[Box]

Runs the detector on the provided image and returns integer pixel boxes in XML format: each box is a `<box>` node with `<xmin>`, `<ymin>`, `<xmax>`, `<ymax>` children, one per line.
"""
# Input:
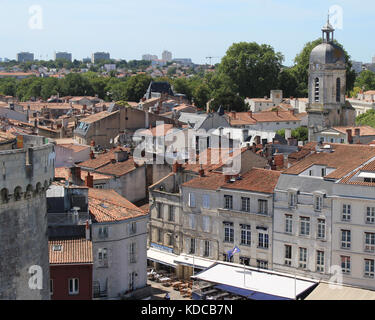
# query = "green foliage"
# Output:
<box><xmin>276</xmin><ymin>127</ymin><xmax>308</xmax><ymax>142</ymax></box>
<box><xmin>350</xmin><ymin>86</ymin><xmax>362</xmax><ymax>98</ymax></box>
<box><xmin>354</xmin><ymin>70</ymin><xmax>375</xmax><ymax>92</ymax></box>
<box><xmin>356</xmin><ymin>109</ymin><xmax>375</xmax><ymax>128</ymax></box>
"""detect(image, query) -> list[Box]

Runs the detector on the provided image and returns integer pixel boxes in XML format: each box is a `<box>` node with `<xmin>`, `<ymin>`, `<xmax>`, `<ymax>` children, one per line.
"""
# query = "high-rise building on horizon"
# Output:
<box><xmin>162</xmin><ymin>50</ymin><xmax>172</xmax><ymax>62</ymax></box>
<box><xmin>16</xmin><ymin>52</ymin><xmax>34</xmax><ymax>63</ymax></box>
<box><xmin>54</xmin><ymin>52</ymin><xmax>72</xmax><ymax>62</ymax></box>
<box><xmin>142</xmin><ymin>54</ymin><xmax>158</xmax><ymax>61</ymax></box>
<box><xmin>91</xmin><ymin>52</ymin><xmax>110</xmax><ymax>64</ymax></box>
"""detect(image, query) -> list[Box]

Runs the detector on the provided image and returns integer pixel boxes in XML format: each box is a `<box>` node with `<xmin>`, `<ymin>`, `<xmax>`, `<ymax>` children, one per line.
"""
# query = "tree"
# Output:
<box><xmin>356</xmin><ymin>109</ymin><xmax>375</xmax><ymax>128</ymax></box>
<box><xmin>276</xmin><ymin>127</ymin><xmax>308</xmax><ymax>142</ymax></box>
<box><xmin>219</xmin><ymin>42</ymin><xmax>284</xmax><ymax>98</ymax></box>
<box><xmin>278</xmin><ymin>68</ymin><xmax>299</xmax><ymax>98</ymax></box>
<box><xmin>122</xmin><ymin>74</ymin><xmax>152</xmax><ymax>102</ymax></box>
<box><xmin>354</xmin><ymin>70</ymin><xmax>375</xmax><ymax>92</ymax></box>
<box><xmin>192</xmin><ymin>82</ymin><xmax>210</xmax><ymax>108</ymax></box>
<box><xmin>173</xmin><ymin>78</ymin><xmax>193</xmax><ymax>101</ymax></box>
<box><xmin>59</xmin><ymin>73</ymin><xmax>93</xmax><ymax>96</ymax></box>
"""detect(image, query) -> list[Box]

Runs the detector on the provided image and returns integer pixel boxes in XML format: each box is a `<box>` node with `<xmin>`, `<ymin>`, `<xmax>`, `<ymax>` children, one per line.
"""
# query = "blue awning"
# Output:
<box><xmin>215</xmin><ymin>284</ymin><xmax>292</xmax><ymax>300</ymax></box>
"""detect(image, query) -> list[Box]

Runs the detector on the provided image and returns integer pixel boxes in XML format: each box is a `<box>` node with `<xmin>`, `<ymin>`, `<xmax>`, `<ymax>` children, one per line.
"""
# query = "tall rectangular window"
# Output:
<box><xmin>188</xmin><ymin>193</ymin><xmax>196</xmax><ymax>208</ymax></box>
<box><xmin>342</xmin><ymin>204</ymin><xmax>351</xmax><ymax>221</ymax></box>
<box><xmin>224</xmin><ymin>222</ymin><xmax>234</xmax><ymax>243</ymax></box>
<box><xmin>366</xmin><ymin>207</ymin><xmax>375</xmax><ymax>224</ymax></box>
<box><xmin>168</xmin><ymin>205</ymin><xmax>175</xmax><ymax>222</ymax></box>
<box><xmin>315</xmin><ymin>196</ymin><xmax>322</xmax><ymax>211</ymax></box>
<box><xmin>204</xmin><ymin>240</ymin><xmax>210</xmax><ymax>257</ymax></box>
<box><xmin>289</xmin><ymin>192</ymin><xmax>297</xmax><ymax>207</ymax></box>
<box><xmin>68</xmin><ymin>278</ymin><xmax>79</xmax><ymax>295</ymax></box>
<box><xmin>341</xmin><ymin>230</ymin><xmax>351</xmax><ymax>249</ymax></box>
<box><xmin>300</xmin><ymin>217</ymin><xmax>310</xmax><ymax>236</ymax></box>
<box><xmin>241</xmin><ymin>197</ymin><xmax>250</xmax><ymax>212</ymax></box>
<box><xmin>257</xmin><ymin>260</ymin><xmax>268</xmax><ymax>270</ymax></box>
<box><xmin>157</xmin><ymin>202</ymin><xmax>163</xmax><ymax>219</ymax></box>
<box><xmin>190</xmin><ymin>238</ymin><xmax>196</xmax><ymax>254</ymax></box>
<box><xmin>98</xmin><ymin>248</ymin><xmax>108</xmax><ymax>267</ymax></box>
<box><xmin>157</xmin><ymin>229</ymin><xmax>163</xmax><ymax>243</ymax></box>
<box><xmin>285</xmin><ymin>215</ymin><xmax>293</xmax><ymax>234</ymax></box>
<box><xmin>98</xmin><ymin>226</ymin><xmax>108</xmax><ymax>239</ymax></box>
<box><xmin>129</xmin><ymin>243</ymin><xmax>136</xmax><ymax>263</ymax></box>
<box><xmin>364</xmin><ymin>259</ymin><xmax>375</xmax><ymax>278</ymax></box>
<box><xmin>316</xmin><ymin>251</ymin><xmax>325</xmax><ymax>273</ymax></box>
<box><xmin>365</xmin><ymin>232</ymin><xmax>375</xmax><ymax>253</ymax></box>
<box><xmin>202</xmin><ymin>194</ymin><xmax>210</xmax><ymax>209</ymax></box>
<box><xmin>285</xmin><ymin>245</ymin><xmax>292</xmax><ymax>266</ymax></box>
<box><xmin>129</xmin><ymin>272</ymin><xmax>136</xmax><ymax>291</ymax></box>
<box><xmin>224</xmin><ymin>195</ymin><xmax>233</xmax><ymax>210</ymax></box>
<box><xmin>299</xmin><ymin>248</ymin><xmax>307</xmax><ymax>269</ymax></box>
<box><xmin>317</xmin><ymin>219</ymin><xmax>326</xmax><ymax>239</ymax></box>
<box><xmin>240</xmin><ymin>257</ymin><xmax>250</xmax><ymax>266</ymax></box>
<box><xmin>258</xmin><ymin>232</ymin><xmax>269</xmax><ymax>249</ymax></box>
<box><xmin>341</xmin><ymin>256</ymin><xmax>351</xmax><ymax>274</ymax></box>
<box><xmin>240</xmin><ymin>224</ymin><xmax>251</xmax><ymax>246</ymax></box>
<box><xmin>258</xmin><ymin>200</ymin><xmax>268</xmax><ymax>215</ymax></box>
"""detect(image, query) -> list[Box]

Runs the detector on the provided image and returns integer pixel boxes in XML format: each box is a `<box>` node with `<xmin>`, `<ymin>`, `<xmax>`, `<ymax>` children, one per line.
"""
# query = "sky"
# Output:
<box><xmin>0</xmin><ymin>0</ymin><xmax>374</xmax><ymax>66</ymax></box>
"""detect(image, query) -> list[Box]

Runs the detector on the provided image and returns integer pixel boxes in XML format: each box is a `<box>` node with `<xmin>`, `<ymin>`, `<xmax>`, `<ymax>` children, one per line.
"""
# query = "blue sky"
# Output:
<box><xmin>0</xmin><ymin>0</ymin><xmax>374</xmax><ymax>66</ymax></box>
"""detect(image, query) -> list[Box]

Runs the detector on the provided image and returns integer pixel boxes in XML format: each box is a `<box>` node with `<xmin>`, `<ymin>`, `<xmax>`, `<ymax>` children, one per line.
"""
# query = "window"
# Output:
<box><xmin>316</xmin><ymin>251</ymin><xmax>325</xmax><ymax>272</ymax></box>
<box><xmin>157</xmin><ymin>202</ymin><xmax>163</xmax><ymax>219</ymax></box>
<box><xmin>314</xmin><ymin>78</ymin><xmax>320</xmax><ymax>102</ymax></box>
<box><xmin>336</xmin><ymin>78</ymin><xmax>341</xmax><ymax>102</ymax></box>
<box><xmin>50</xmin><ymin>279</ymin><xmax>53</xmax><ymax>295</ymax></box>
<box><xmin>241</xmin><ymin>197</ymin><xmax>250</xmax><ymax>212</ymax></box>
<box><xmin>129</xmin><ymin>242</ymin><xmax>136</xmax><ymax>263</ymax></box>
<box><xmin>342</xmin><ymin>204</ymin><xmax>351</xmax><ymax>221</ymax></box>
<box><xmin>317</xmin><ymin>219</ymin><xmax>326</xmax><ymax>239</ymax></box>
<box><xmin>365</xmin><ymin>233</ymin><xmax>375</xmax><ymax>253</ymax></box>
<box><xmin>341</xmin><ymin>230</ymin><xmax>351</xmax><ymax>249</ymax></box>
<box><xmin>240</xmin><ymin>257</ymin><xmax>250</xmax><ymax>266</ymax></box>
<box><xmin>289</xmin><ymin>192</ymin><xmax>297</xmax><ymax>207</ymax></box>
<box><xmin>202</xmin><ymin>216</ymin><xmax>210</xmax><ymax>233</ymax></box>
<box><xmin>224</xmin><ymin>222</ymin><xmax>234</xmax><ymax>243</ymax></box>
<box><xmin>299</xmin><ymin>248</ymin><xmax>307</xmax><ymax>269</ymax></box>
<box><xmin>204</xmin><ymin>240</ymin><xmax>210</xmax><ymax>257</ymax></box>
<box><xmin>189</xmin><ymin>215</ymin><xmax>196</xmax><ymax>230</ymax></box>
<box><xmin>257</xmin><ymin>260</ymin><xmax>268</xmax><ymax>270</ymax></box>
<box><xmin>258</xmin><ymin>200</ymin><xmax>268</xmax><ymax>215</ymax></box>
<box><xmin>98</xmin><ymin>248</ymin><xmax>108</xmax><ymax>267</ymax></box>
<box><xmin>285</xmin><ymin>215</ymin><xmax>293</xmax><ymax>234</ymax></box>
<box><xmin>188</xmin><ymin>193</ymin><xmax>196</xmax><ymax>208</ymax></box>
<box><xmin>285</xmin><ymin>245</ymin><xmax>292</xmax><ymax>266</ymax></box>
<box><xmin>168</xmin><ymin>205</ymin><xmax>175</xmax><ymax>222</ymax></box>
<box><xmin>341</xmin><ymin>256</ymin><xmax>351</xmax><ymax>274</ymax></box>
<box><xmin>157</xmin><ymin>229</ymin><xmax>163</xmax><ymax>243</ymax></box>
<box><xmin>202</xmin><ymin>194</ymin><xmax>210</xmax><ymax>209</ymax></box>
<box><xmin>69</xmin><ymin>278</ymin><xmax>79</xmax><ymax>295</ymax></box>
<box><xmin>240</xmin><ymin>224</ymin><xmax>251</xmax><ymax>246</ymax></box>
<box><xmin>129</xmin><ymin>272</ymin><xmax>136</xmax><ymax>292</ymax></box>
<box><xmin>364</xmin><ymin>259</ymin><xmax>375</xmax><ymax>278</ymax></box>
<box><xmin>167</xmin><ymin>233</ymin><xmax>174</xmax><ymax>246</ymax></box>
<box><xmin>258</xmin><ymin>232</ymin><xmax>269</xmax><ymax>249</ymax></box>
<box><xmin>366</xmin><ymin>207</ymin><xmax>375</xmax><ymax>224</ymax></box>
<box><xmin>224</xmin><ymin>195</ymin><xmax>233</xmax><ymax>210</ymax></box>
<box><xmin>314</xmin><ymin>196</ymin><xmax>322</xmax><ymax>211</ymax></box>
<box><xmin>321</xmin><ymin>168</ymin><xmax>326</xmax><ymax>177</ymax></box>
<box><xmin>300</xmin><ymin>217</ymin><xmax>310</xmax><ymax>236</ymax></box>
<box><xmin>190</xmin><ymin>238</ymin><xmax>196</xmax><ymax>254</ymax></box>
<box><xmin>129</xmin><ymin>222</ymin><xmax>137</xmax><ymax>235</ymax></box>
<box><xmin>98</xmin><ymin>226</ymin><xmax>108</xmax><ymax>239</ymax></box>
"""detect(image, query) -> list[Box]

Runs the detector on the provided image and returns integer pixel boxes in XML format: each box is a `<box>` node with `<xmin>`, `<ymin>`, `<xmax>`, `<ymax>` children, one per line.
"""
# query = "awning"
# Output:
<box><xmin>191</xmin><ymin>263</ymin><xmax>318</xmax><ymax>300</ymax></box>
<box><xmin>147</xmin><ymin>248</ymin><xmax>178</xmax><ymax>268</ymax></box>
<box><xmin>306</xmin><ymin>282</ymin><xmax>375</xmax><ymax>300</ymax></box>
<box><xmin>174</xmin><ymin>254</ymin><xmax>215</xmax><ymax>270</ymax></box>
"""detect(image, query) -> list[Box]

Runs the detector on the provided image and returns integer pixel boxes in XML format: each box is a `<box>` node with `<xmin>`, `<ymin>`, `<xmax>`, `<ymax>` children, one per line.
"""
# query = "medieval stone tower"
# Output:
<box><xmin>0</xmin><ymin>134</ymin><xmax>55</xmax><ymax>300</ymax></box>
<box><xmin>307</xmin><ymin>18</ymin><xmax>355</xmax><ymax>139</ymax></box>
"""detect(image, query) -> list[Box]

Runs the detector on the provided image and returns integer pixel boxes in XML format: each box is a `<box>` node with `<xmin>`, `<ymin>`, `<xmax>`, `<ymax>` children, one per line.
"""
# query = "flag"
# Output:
<box><xmin>227</xmin><ymin>246</ymin><xmax>240</xmax><ymax>260</ymax></box>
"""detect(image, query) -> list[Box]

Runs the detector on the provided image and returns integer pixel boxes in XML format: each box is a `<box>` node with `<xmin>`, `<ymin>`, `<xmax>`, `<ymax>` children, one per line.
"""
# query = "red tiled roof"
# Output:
<box><xmin>55</xmin><ymin>167</ymin><xmax>112</xmax><ymax>181</ymax></box>
<box><xmin>79</xmin><ymin>147</ymin><xmax>130</xmax><ymax>170</ymax></box>
<box><xmin>96</xmin><ymin>158</ymin><xmax>137</xmax><ymax>177</ymax></box>
<box><xmin>226</xmin><ymin>110</ymin><xmax>300</xmax><ymax>125</ymax></box>
<box><xmin>284</xmin><ymin>144</ymin><xmax>375</xmax><ymax>179</ymax></box>
<box><xmin>88</xmin><ymin>189</ymin><xmax>147</xmax><ymax>222</ymax></box>
<box><xmin>49</xmin><ymin>238</ymin><xmax>92</xmax><ymax>264</ymax></box>
<box><xmin>333</xmin><ymin>126</ymin><xmax>375</xmax><ymax>136</ymax></box>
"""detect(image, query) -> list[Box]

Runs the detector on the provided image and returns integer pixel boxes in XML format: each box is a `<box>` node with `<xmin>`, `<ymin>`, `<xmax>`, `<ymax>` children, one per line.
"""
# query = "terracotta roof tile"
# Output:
<box><xmin>79</xmin><ymin>147</ymin><xmax>130</xmax><ymax>170</ymax></box>
<box><xmin>49</xmin><ymin>238</ymin><xmax>92</xmax><ymax>264</ymax></box>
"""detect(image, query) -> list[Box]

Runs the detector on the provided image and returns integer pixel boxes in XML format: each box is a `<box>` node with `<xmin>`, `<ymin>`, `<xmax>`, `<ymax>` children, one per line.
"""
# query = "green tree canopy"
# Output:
<box><xmin>354</xmin><ymin>70</ymin><xmax>375</xmax><ymax>92</ymax></box>
<box><xmin>356</xmin><ymin>109</ymin><xmax>375</xmax><ymax>128</ymax></box>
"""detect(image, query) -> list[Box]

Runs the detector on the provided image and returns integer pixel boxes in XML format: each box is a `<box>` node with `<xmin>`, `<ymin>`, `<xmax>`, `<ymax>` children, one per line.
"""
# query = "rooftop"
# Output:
<box><xmin>49</xmin><ymin>238</ymin><xmax>93</xmax><ymax>265</ymax></box>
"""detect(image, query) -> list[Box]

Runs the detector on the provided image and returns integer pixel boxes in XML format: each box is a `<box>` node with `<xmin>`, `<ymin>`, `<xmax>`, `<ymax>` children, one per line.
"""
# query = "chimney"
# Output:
<box><xmin>114</xmin><ymin>149</ymin><xmax>128</xmax><ymax>162</ymax></box>
<box><xmin>274</xmin><ymin>154</ymin><xmax>284</xmax><ymax>169</ymax></box>
<box><xmin>225</xmin><ymin>175</ymin><xmax>231</xmax><ymax>183</ymax></box>
<box><xmin>346</xmin><ymin>129</ymin><xmax>353</xmax><ymax>144</ymax></box>
<box><xmin>85</xmin><ymin>172</ymin><xmax>94</xmax><ymax>188</ymax></box>
<box><xmin>172</xmin><ymin>162</ymin><xmax>179</xmax><ymax>173</ymax></box>
<box><xmin>70</xmin><ymin>167</ymin><xmax>82</xmax><ymax>185</ymax></box>
<box><xmin>198</xmin><ymin>165</ymin><xmax>204</xmax><ymax>177</ymax></box>
<box><xmin>85</xmin><ymin>220</ymin><xmax>90</xmax><ymax>240</ymax></box>
<box><xmin>355</xmin><ymin>128</ymin><xmax>360</xmax><ymax>137</ymax></box>
<box><xmin>90</xmin><ymin>150</ymin><xmax>95</xmax><ymax>159</ymax></box>
<box><xmin>83</xmin><ymin>104</ymin><xmax>87</xmax><ymax>111</ymax></box>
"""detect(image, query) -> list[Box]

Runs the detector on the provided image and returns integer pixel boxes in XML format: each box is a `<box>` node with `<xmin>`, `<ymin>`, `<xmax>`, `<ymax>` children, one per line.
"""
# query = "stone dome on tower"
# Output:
<box><xmin>309</xmin><ymin>19</ymin><xmax>346</xmax><ymax>66</ymax></box>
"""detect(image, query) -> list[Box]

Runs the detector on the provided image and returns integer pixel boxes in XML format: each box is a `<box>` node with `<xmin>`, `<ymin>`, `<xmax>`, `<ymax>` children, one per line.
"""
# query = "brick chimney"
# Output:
<box><xmin>274</xmin><ymin>154</ymin><xmax>284</xmax><ymax>169</ymax></box>
<box><xmin>85</xmin><ymin>172</ymin><xmax>94</xmax><ymax>188</ymax></box>
<box><xmin>346</xmin><ymin>129</ymin><xmax>353</xmax><ymax>144</ymax></box>
<box><xmin>225</xmin><ymin>175</ymin><xmax>231</xmax><ymax>183</ymax></box>
<box><xmin>90</xmin><ymin>150</ymin><xmax>95</xmax><ymax>159</ymax></box>
<box><xmin>85</xmin><ymin>220</ymin><xmax>90</xmax><ymax>240</ymax></box>
<box><xmin>198</xmin><ymin>165</ymin><xmax>204</xmax><ymax>177</ymax></box>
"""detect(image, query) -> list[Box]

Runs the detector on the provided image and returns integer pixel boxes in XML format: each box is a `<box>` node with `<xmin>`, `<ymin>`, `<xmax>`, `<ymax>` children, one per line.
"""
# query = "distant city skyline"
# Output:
<box><xmin>0</xmin><ymin>0</ymin><xmax>375</xmax><ymax>66</ymax></box>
